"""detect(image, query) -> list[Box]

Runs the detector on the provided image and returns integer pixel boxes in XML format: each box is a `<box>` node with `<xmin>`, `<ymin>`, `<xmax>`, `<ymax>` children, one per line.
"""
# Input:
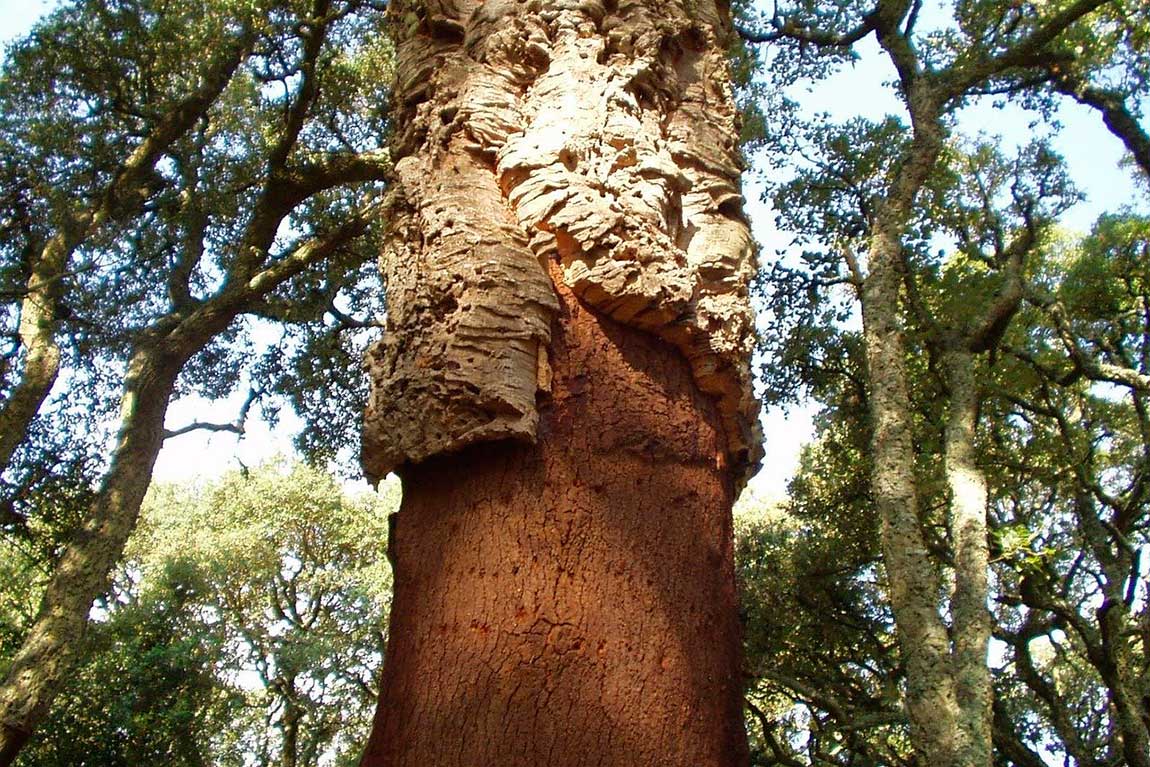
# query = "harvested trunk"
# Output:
<box><xmin>361</xmin><ymin>0</ymin><xmax>760</xmax><ymax>763</ymax></box>
<box><xmin>360</xmin><ymin>280</ymin><xmax>748</xmax><ymax>766</ymax></box>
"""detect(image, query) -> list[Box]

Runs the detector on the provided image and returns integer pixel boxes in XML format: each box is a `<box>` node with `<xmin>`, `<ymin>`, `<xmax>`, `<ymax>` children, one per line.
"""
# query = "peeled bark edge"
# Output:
<box><xmin>362</xmin><ymin>0</ymin><xmax>763</xmax><ymax>487</ymax></box>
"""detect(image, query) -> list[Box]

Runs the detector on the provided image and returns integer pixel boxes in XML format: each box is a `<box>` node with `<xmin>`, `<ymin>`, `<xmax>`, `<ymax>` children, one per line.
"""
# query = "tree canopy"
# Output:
<box><xmin>0</xmin><ymin>1</ymin><xmax>394</xmax><ymax>757</ymax></box>
<box><xmin>5</xmin><ymin>461</ymin><xmax>396</xmax><ymax>767</ymax></box>
<box><xmin>0</xmin><ymin>0</ymin><xmax>1147</xmax><ymax>765</ymax></box>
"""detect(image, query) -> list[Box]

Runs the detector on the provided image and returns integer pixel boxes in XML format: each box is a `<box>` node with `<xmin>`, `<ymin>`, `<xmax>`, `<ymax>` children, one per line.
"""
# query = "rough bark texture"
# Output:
<box><xmin>941</xmin><ymin>349</ymin><xmax>993</xmax><ymax>767</ymax></box>
<box><xmin>362</xmin><ymin>0</ymin><xmax>761</xmax><ymax>488</ymax></box>
<box><xmin>359</xmin><ymin>1</ymin><xmax>757</xmax><ymax>762</ymax></box>
<box><xmin>0</xmin><ymin>345</ymin><xmax>183</xmax><ymax>764</ymax></box>
<box><xmin>863</xmin><ymin>220</ymin><xmax>966</xmax><ymax>767</ymax></box>
<box><xmin>360</xmin><ymin>278</ymin><xmax>748</xmax><ymax>767</ymax></box>
<box><xmin>1100</xmin><ymin>598</ymin><xmax>1150</xmax><ymax>767</ymax></box>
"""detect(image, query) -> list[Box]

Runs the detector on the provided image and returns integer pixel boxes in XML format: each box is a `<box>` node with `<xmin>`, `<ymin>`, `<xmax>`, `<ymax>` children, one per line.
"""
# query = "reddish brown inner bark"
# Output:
<box><xmin>359</xmin><ymin>277</ymin><xmax>748</xmax><ymax>766</ymax></box>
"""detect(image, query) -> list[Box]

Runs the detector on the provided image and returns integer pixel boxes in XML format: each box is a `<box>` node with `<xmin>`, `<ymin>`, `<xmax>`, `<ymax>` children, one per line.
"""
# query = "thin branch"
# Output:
<box><xmin>163</xmin><ymin>385</ymin><xmax>260</xmax><ymax>440</ymax></box>
<box><xmin>162</xmin><ymin>420</ymin><xmax>245</xmax><ymax>439</ymax></box>
<box><xmin>241</xmin><ymin>199</ymin><xmax>383</xmax><ymax>301</ymax></box>
<box><xmin>745</xmin><ymin>697</ymin><xmax>806</xmax><ymax>767</ymax></box>
<box><xmin>268</xmin><ymin>0</ymin><xmax>333</xmax><ymax>170</ymax></box>
<box><xmin>963</xmin><ymin>216</ymin><xmax>1036</xmax><ymax>353</ymax></box>
<box><xmin>326</xmin><ymin>299</ymin><xmax>381</xmax><ymax>331</ymax></box>
<box><xmin>737</xmin><ymin>15</ymin><xmax>876</xmax><ymax>47</ymax></box>
<box><xmin>1027</xmin><ymin>288</ymin><xmax>1150</xmax><ymax>393</ymax></box>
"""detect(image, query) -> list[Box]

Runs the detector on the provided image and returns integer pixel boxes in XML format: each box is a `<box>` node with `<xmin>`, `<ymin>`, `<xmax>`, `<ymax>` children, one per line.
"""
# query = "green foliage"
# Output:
<box><xmin>729</xmin><ymin>0</ymin><xmax>772</xmax><ymax>152</ymax></box>
<box><xmin>133</xmin><ymin>462</ymin><xmax>395</xmax><ymax>766</ymax></box>
<box><xmin>0</xmin><ymin>539</ymin><xmax>45</xmax><ymax>671</ymax></box>
<box><xmin>10</xmin><ymin>461</ymin><xmax>396</xmax><ymax>767</ymax></box>
<box><xmin>736</xmin><ymin>491</ymin><xmax>908</xmax><ymax>766</ymax></box>
<box><xmin>0</xmin><ymin>0</ymin><xmax>393</xmax><ymax>549</ymax></box>
<box><xmin>1060</xmin><ymin>214</ymin><xmax>1150</xmax><ymax>318</ymax></box>
<box><xmin>16</xmin><ymin>566</ymin><xmax>233</xmax><ymax>767</ymax></box>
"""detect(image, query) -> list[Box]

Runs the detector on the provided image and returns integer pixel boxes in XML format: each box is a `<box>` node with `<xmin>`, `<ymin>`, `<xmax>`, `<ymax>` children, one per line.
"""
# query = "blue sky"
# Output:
<box><xmin>0</xmin><ymin>1</ymin><xmax>54</xmax><ymax>48</ymax></box>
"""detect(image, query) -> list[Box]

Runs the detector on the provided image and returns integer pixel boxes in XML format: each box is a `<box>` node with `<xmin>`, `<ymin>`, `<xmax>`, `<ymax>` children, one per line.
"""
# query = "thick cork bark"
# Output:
<box><xmin>362</xmin><ymin>0</ymin><xmax>762</xmax><ymax>488</ymax></box>
<box><xmin>359</xmin><ymin>1</ymin><xmax>757</xmax><ymax>762</ymax></box>
<box><xmin>359</xmin><ymin>279</ymin><xmax>749</xmax><ymax>767</ymax></box>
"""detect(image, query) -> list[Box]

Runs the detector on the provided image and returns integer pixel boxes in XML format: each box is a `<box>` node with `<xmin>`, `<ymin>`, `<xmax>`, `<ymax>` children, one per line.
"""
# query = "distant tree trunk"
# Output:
<box><xmin>360</xmin><ymin>1</ymin><xmax>761</xmax><ymax>764</ymax></box>
<box><xmin>0</xmin><ymin>344</ymin><xmax>185</xmax><ymax>765</ymax></box>
<box><xmin>859</xmin><ymin>88</ymin><xmax>993</xmax><ymax>766</ymax></box>
<box><xmin>281</xmin><ymin>691</ymin><xmax>300</xmax><ymax>767</ymax></box>
<box><xmin>860</xmin><ymin>101</ymin><xmax>995</xmax><ymax>767</ymax></box>
<box><xmin>863</xmin><ymin>217</ymin><xmax>968</xmax><ymax>767</ymax></box>
<box><xmin>1101</xmin><ymin>600</ymin><xmax>1150</xmax><ymax>767</ymax></box>
<box><xmin>940</xmin><ymin>349</ymin><xmax>992</xmax><ymax>767</ymax></box>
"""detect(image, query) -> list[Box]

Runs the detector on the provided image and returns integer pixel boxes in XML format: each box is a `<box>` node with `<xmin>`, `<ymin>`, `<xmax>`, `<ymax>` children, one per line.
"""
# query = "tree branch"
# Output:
<box><xmin>736</xmin><ymin>15</ymin><xmax>876</xmax><ymax>47</ymax></box>
<box><xmin>1051</xmin><ymin>75</ymin><xmax>1150</xmax><ymax>180</ymax></box>
<box><xmin>268</xmin><ymin>0</ymin><xmax>333</xmax><ymax>171</ymax></box>
<box><xmin>941</xmin><ymin>0</ymin><xmax>1108</xmax><ymax>100</ymax></box>
<box><xmin>162</xmin><ymin>420</ymin><xmax>245</xmax><ymax>439</ymax></box>
<box><xmin>162</xmin><ymin>385</ymin><xmax>260</xmax><ymax>440</ymax></box>
<box><xmin>241</xmin><ymin>199</ymin><xmax>383</xmax><ymax>301</ymax></box>
<box><xmin>963</xmin><ymin>217</ymin><xmax>1036</xmax><ymax>353</ymax></box>
<box><xmin>744</xmin><ymin>697</ymin><xmax>806</xmax><ymax>767</ymax></box>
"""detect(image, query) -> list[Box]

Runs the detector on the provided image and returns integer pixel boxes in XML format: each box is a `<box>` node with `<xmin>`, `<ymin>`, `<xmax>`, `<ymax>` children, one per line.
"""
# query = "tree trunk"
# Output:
<box><xmin>862</xmin><ymin>223</ymin><xmax>964</xmax><ymax>767</ymax></box>
<box><xmin>361</xmin><ymin>0</ymin><xmax>760</xmax><ymax>763</ymax></box>
<box><xmin>1098</xmin><ymin>598</ymin><xmax>1150</xmax><ymax>767</ymax></box>
<box><xmin>0</xmin><ymin>236</ymin><xmax>69</xmax><ymax>475</ymax></box>
<box><xmin>0</xmin><ymin>343</ymin><xmax>183</xmax><ymax>765</ymax></box>
<box><xmin>941</xmin><ymin>348</ymin><xmax>993</xmax><ymax>767</ymax></box>
<box><xmin>360</xmin><ymin>279</ymin><xmax>748</xmax><ymax>767</ymax></box>
<box><xmin>281</xmin><ymin>692</ymin><xmax>300</xmax><ymax>767</ymax></box>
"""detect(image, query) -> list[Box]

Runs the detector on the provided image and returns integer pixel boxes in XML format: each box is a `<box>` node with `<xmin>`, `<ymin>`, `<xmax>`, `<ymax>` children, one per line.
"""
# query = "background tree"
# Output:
<box><xmin>738</xmin><ymin>0</ymin><xmax>1144</xmax><ymax>763</ymax></box>
<box><xmin>10</xmin><ymin>561</ymin><xmax>232</xmax><ymax>767</ymax></box>
<box><xmin>736</xmin><ymin>482</ymin><xmax>909</xmax><ymax>766</ymax></box>
<box><xmin>4</xmin><ymin>461</ymin><xmax>395</xmax><ymax>767</ymax></box>
<box><xmin>735</xmin><ymin>5</ymin><xmax>1149</xmax><ymax>766</ymax></box>
<box><xmin>741</xmin><ymin>212</ymin><xmax>1150</xmax><ymax>767</ymax></box>
<box><xmin>984</xmin><ymin>216</ymin><xmax>1150</xmax><ymax>767</ymax></box>
<box><xmin>0</xmin><ymin>1</ymin><xmax>394</xmax><ymax>759</ymax></box>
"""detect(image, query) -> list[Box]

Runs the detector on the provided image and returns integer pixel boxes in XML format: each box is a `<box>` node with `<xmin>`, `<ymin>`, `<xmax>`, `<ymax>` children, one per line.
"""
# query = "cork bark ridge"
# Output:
<box><xmin>361</xmin><ymin>0</ymin><xmax>762</xmax><ymax>486</ymax></box>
